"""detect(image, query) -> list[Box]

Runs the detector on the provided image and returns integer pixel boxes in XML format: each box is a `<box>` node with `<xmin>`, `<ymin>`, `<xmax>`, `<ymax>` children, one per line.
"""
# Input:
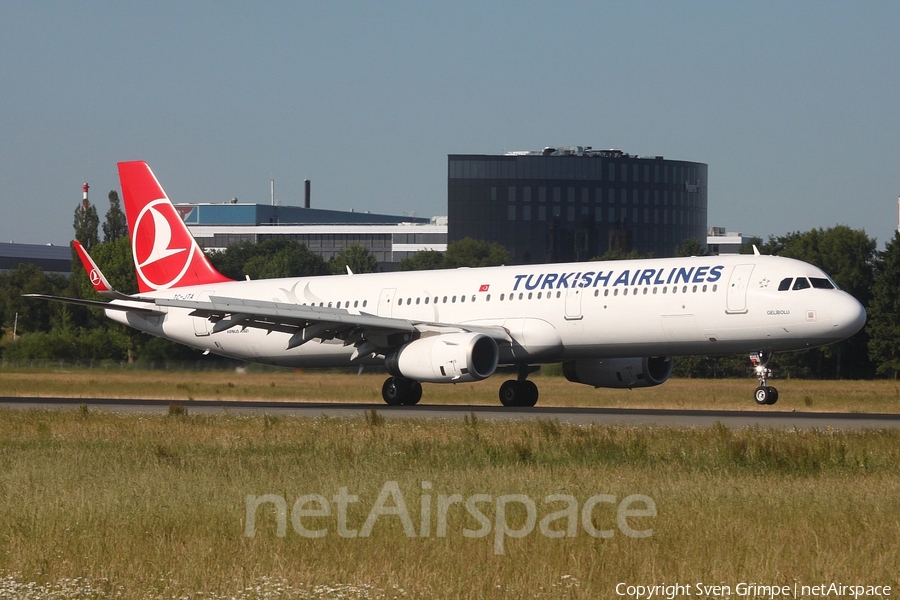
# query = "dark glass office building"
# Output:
<box><xmin>448</xmin><ymin>147</ymin><xmax>707</xmax><ymax>263</ymax></box>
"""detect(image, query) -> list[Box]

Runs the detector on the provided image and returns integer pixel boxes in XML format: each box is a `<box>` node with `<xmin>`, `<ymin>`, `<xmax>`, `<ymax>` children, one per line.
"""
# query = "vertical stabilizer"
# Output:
<box><xmin>117</xmin><ymin>161</ymin><xmax>232</xmax><ymax>292</ymax></box>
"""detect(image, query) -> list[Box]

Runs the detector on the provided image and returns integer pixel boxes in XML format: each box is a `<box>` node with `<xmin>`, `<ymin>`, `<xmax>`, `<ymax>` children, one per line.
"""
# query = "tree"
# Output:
<box><xmin>399</xmin><ymin>250</ymin><xmax>446</xmax><ymax>271</ymax></box>
<box><xmin>208</xmin><ymin>239</ymin><xmax>329</xmax><ymax>280</ymax></box>
<box><xmin>330</xmin><ymin>244</ymin><xmax>378</xmax><ymax>275</ymax></box>
<box><xmin>867</xmin><ymin>231</ymin><xmax>900</xmax><ymax>378</ymax></box>
<box><xmin>763</xmin><ymin>225</ymin><xmax>877</xmax><ymax>379</ymax></box>
<box><xmin>72</xmin><ymin>236</ymin><xmax>138</xmax><ymax>302</ymax></box>
<box><xmin>590</xmin><ymin>249</ymin><xmax>650</xmax><ymax>261</ymax></box>
<box><xmin>102</xmin><ymin>190</ymin><xmax>128</xmax><ymax>242</ymax></box>
<box><xmin>0</xmin><ymin>263</ymin><xmax>69</xmax><ymax>337</ymax></box>
<box><xmin>443</xmin><ymin>238</ymin><xmax>510</xmax><ymax>268</ymax></box>
<box><xmin>675</xmin><ymin>237</ymin><xmax>706</xmax><ymax>257</ymax></box>
<box><xmin>73</xmin><ymin>199</ymin><xmax>99</xmax><ymax>251</ymax></box>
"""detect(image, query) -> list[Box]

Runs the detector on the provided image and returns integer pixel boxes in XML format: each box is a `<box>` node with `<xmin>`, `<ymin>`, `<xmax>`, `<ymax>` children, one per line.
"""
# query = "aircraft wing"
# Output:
<box><xmin>23</xmin><ymin>294</ymin><xmax>164</xmax><ymax>315</ymax></box>
<box><xmin>156</xmin><ymin>295</ymin><xmax>513</xmax><ymax>359</ymax></box>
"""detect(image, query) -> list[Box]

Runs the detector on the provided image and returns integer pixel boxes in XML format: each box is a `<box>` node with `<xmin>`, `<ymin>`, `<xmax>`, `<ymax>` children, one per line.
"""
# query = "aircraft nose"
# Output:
<box><xmin>832</xmin><ymin>292</ymin><xmax>866</xmax><ymax>338</ymax></box>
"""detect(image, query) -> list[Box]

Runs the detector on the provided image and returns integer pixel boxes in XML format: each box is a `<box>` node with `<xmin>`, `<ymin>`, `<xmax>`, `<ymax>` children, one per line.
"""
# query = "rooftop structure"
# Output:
<box><xmin>0</xmin><ymin>242</ymin><xmax>71</xmax><ymax>275</ymax></box>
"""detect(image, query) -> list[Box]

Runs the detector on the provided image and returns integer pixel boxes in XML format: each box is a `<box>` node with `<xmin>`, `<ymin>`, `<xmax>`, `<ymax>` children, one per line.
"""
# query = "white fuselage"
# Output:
<box><xmin>107</xmin><ymin>254</ymin><xmax>866</xmax><ymax>368</ymax></box>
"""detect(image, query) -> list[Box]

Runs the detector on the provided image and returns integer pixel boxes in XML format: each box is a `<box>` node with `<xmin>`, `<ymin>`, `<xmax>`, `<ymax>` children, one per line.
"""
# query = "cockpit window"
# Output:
<box><xmin>778</xmin><ymin>278</ymin><xmax>793</xmax><ymax>291</ymax></box>
<box><xmin>792</xmin><ymin>277</ymin><xmax>811</xmax><ymax>290</ymax></box>
<box><xmin>809</xmin><ymin>277</ymin><xmax>835</xmax><ymax>289</ymax></box>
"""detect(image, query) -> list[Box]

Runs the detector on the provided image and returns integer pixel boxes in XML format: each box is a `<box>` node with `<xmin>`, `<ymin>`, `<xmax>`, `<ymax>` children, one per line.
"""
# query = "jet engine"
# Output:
<box><xmin>385</xmin><ymin>332</ymin><xmax>499</xmax><ymax>383</ymax></box>
<box><xmin>562</xmin><ymin>356</ymin><xmax>673</xmax><ymax>389</ymax></box>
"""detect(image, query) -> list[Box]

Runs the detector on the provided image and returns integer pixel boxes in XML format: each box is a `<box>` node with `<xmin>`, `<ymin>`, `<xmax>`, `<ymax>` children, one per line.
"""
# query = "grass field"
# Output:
<box><xmin>0</xmin><ymin>404</ymin><xmax>898</xmax><ymax>598</ymax></box>
<box><xmin>3</xmin><ymin>364</ymin><xmax>900</xmax><ymax>413</ymax></box>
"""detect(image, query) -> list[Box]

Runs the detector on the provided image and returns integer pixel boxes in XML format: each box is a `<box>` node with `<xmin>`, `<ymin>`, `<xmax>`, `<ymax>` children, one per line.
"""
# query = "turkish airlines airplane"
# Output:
<box><xmin>30</xmin><ymin>161</ymin><xmax>866</xmax><ymax>407</ymax></box>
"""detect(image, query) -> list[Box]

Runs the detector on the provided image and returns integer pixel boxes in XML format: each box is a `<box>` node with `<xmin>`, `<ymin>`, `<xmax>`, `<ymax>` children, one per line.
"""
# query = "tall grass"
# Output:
<box><xmin>0</xmin><ymin>409</ymin><xmax>897</xmax><ymax>598</ymax></box>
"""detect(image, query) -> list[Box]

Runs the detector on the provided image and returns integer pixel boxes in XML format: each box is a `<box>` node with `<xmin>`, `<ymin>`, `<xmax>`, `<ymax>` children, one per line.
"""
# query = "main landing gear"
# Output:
<box><xmin>750</xmin><ymin>351</ymin><xmax>779</xmax><ymax>405</ymax></box>
<box><xmin>380</xmin><ymin>365</ymin><xmax>542</xmax><ymax>408</ymax></box>
<box><xmin>382</xmin><ymin>376</ymin><xmax>422</xmax><ymax>406</ymax></box>
<box><xmin>499</xmin><ymin>365</ymin><xmax>540</xmax><ymax>408</ymax></box>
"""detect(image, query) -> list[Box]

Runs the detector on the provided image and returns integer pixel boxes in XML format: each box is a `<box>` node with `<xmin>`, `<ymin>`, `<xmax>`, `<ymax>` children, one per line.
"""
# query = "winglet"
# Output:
<box><xmin>72</xmin><ymin>240</ymin><xmax>149</xmax><ymax>302</ymax></box>
<box><xmin>74</xmin><ymin>240</ymin><xmax>114</xmax><ymax>295</ymax></box>
<box><xmin>753</xmin><ymin>245</ymin><xmax>761</xmax><ymax>256</ymax></box>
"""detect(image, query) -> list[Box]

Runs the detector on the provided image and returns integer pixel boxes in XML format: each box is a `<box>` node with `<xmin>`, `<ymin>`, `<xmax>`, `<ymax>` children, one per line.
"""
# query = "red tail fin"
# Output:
<box><xmin>118</xmin><ymin>161</ymin><xmax>232</xmax><ymax>292</ymax></box>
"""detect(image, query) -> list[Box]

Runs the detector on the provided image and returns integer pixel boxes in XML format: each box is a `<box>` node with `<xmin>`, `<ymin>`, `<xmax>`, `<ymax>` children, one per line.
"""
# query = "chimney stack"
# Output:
<box><xmin>82</xmin><ymin>182</ymin><xmax>89</xmax><ymax>210</ymax></box>
<box><xmin>304</xmin><ymin>179</ymin><xmax>311</xmax><ymax>209</ymax></box>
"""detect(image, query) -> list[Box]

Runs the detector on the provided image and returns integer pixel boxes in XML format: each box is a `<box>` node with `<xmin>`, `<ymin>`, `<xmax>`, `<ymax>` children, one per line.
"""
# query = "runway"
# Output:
<box><xmin>2</xmin><ymin>396</ymin><xmax>899</xmax><ymax>429</ymax></box>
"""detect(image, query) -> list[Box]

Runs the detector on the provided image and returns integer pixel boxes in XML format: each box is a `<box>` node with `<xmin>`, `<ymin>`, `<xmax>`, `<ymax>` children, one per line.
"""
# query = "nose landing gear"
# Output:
<box><xmin>750</xmin><ymin>351</ymin><xmax>778</xmax><ymax>405</ymax></box>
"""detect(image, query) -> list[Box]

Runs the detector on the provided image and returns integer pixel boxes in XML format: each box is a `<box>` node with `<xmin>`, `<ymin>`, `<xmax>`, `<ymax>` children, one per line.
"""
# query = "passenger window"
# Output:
<box><xmin>500</xmin><ymin>293</ymin><xmax>505</xmax><ymax>301</ymax></box>
<box><xmin>424</xmin><ymin>297</ymin><xmax>429</xmax><ymax>304</ymax></box>
<box><xmin>793</xmin><ymin>278</ymin><xmax>811</xmax><ymax>290</ymax></box>
<box><xmin>810</xmin><ymin>277</ymin><xmax>835</xmax><ymax>289</ymax></box>
<box><xmin>416</xmin><ymin>298</ymin><xmax>420</xmax><ymax>305</ymax></box>
<box><xmin>778</xmin><ymin>278</ymin><xmax>793</xmax><ymax>291</ymax></box>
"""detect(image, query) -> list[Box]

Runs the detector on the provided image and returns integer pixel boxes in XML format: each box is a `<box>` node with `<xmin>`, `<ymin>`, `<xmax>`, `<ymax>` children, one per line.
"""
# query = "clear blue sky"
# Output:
<box><xmin>2</xmin><ymin>1</ymin><xmax>898</xmax><ymax>249</ymax></box>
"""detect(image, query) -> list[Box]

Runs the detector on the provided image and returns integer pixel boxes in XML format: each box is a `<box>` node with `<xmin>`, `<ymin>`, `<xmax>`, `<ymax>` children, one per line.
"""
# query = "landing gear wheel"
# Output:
<box><xmin>499</xmin><ymin>380</ymin><xmax>539</xmax><ymax>407</ymax></box>
<box><xmin>499</xmin><ymin>380</ymin><xmax>519</xmax><ymax>407</ymax></box>
<box><xmin>754</xmin><ymin>386</ymin><xmax>770</xmax><ymax>405</ymax></box>
<box><xmin>382</xmin><ymin>377</ymin><xmax>404</xmax><ymax>406</ymax></box>
<box><xmin>406</xmin><ymin>381</ymin><xmax>423</xmax><ymax>406</ymax></box>
<box><xmin>521</xmin><ymin>380</ymin><xmax>539</xmax><ymax>407</ymax></box>
<box><xmin>754</xmin><ymin>385</ymin><xmax>778</xmax><ymax>405</ymax></box>
<box><xmin>382</xmin><ymin>377</ymin><xmax>423</xmax><ymax>406</ymax></box>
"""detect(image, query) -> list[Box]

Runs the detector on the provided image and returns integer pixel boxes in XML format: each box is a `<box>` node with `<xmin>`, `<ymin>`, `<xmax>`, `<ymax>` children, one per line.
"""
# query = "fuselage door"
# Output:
<box><xmin>726</xmin><ymin>265</ymin><xmax>755</xmax><ymax>314</ymax></box>
<box><xmin>377</xmin><ymin>288</ymin><xmax>396</xmax><ymax>318</ymax></box>
<box><xmin>192</xmin><ymin>291</ymin><xmax>215</xmax><ymax>336</ymax></box>
<box><xmin>565</xmin><ymin>288</ymin><xmax>583</xmax><ymax>320</ymax></box>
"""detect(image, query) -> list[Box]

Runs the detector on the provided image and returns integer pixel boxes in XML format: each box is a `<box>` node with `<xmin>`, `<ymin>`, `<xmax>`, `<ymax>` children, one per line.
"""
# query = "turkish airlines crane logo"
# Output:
<box><xmin>132</xmin><ymin>199</ymin><xmax>193</xmax><ymax>290</ymax></box>
<box><xmin>89</xmin><ymin>269</ymin><xmax>102</xmax><ymax>287</ymax></box>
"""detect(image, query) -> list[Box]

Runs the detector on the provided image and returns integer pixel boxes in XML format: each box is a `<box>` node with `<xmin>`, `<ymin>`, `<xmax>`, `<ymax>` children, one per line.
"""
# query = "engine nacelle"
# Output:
<box><xmin>562</xmin><ymin>356</ymin><xmax>673</xmax><ymax>389</ymax></box>
<box><xmin>385</xmin><ymin>332</ymin><xmax>499</xmax><ymax>383</ymax></box>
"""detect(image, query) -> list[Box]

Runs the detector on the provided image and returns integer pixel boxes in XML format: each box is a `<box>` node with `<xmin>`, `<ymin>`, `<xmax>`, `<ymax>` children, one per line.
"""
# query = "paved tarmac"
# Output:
<box><xmin>2</xmin><ymin>396</ymin><xmax>899</xmax><ymax>429</ymax></box>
